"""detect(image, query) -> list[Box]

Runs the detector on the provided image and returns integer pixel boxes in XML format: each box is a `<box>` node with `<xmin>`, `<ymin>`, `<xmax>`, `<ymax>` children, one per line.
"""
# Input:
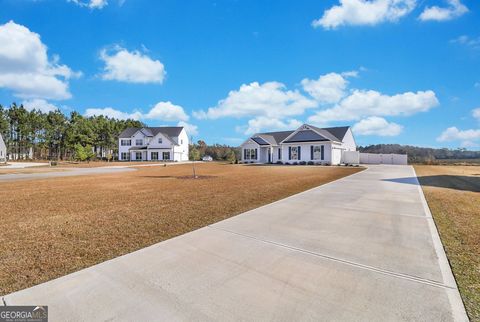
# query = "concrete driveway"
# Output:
<box><xmin>2</xmin><ymin>165</ymin><xmax>468</xmax><ymax>321</ymax></box>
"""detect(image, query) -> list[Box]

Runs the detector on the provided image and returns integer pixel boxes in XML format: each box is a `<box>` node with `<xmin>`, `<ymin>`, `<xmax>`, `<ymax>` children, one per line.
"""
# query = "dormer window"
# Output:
<box><xmin>158</xmin><ymin>138</ymin><xmax>163</xmax><ymax>144</ymax></box>
<box><xmin>136</xmin><ymin>139</ymin><xmax>143</xmax><ymax>146</ymax></box>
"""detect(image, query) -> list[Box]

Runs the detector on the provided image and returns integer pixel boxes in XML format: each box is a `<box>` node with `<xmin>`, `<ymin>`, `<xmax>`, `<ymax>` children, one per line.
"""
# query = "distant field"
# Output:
<box><xmin>414</xmin><ymin>165</ymin><xmax>480</xmax><ymax>321</ymax></box>
<box><xmin>0</xmin><ymin>163</ymin><xmax>362</xmax><ymax>295</ymax></box>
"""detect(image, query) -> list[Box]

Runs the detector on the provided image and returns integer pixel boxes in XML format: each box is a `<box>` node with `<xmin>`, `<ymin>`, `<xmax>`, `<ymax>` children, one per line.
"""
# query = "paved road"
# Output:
<box><xmin>2</xmin><ymin>166</ymin><xmax>467</xmax><ymax>321</ymax></box>
<box><xmin>0</xmin><ymin>167</ymin><xmax>135</xmax><ymax>182</ymax></box>
<box><xmin>1</xmin><ymin>162</ymin><xmax>49</xmax><ymax>169</ymax></box>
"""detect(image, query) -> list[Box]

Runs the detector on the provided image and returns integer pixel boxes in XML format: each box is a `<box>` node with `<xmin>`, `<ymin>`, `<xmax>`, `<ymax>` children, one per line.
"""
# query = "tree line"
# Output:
<box><xmin>359</xmin><ymin>144</ymin><xmax>480</xmax><ymax>163</ymax></box>
<box><xmin>0</xmin><ymin>103</ymin><xmax>143</xmax><ymax>161</ymax></box>
<box><xmin>189</xmin><ymin>140</ymin><xmax>240</xmax><ymax>163</ymax></box>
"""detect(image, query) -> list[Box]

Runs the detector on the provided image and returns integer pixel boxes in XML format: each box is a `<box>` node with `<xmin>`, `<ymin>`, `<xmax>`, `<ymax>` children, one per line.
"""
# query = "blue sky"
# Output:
<box><xmin>0</xmin><ymin>0</ymin><xmax>479</xmax><ymax>148</ymax></box>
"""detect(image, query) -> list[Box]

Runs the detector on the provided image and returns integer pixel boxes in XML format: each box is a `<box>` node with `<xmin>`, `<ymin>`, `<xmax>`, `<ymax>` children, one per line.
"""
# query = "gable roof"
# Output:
<box><xmin>119</xmin><ymin>127</ymin><xmax>184</xmax><ymax>139</ymax></box>
<box><xmin>283</xmin><ymin>129</ymin><xmax>329</xmax><ymax>143</ymax></box>
<box><xmin>244</xmin><ymin>125</ymin><xmax>351</xmax><ymax>146</ymax></box>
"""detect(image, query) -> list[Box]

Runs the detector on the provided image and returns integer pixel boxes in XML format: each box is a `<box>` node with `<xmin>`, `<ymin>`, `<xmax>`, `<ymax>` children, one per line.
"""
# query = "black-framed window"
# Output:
<box><xmin>135</xmin><ymin>139</ymin><xmax>143</xmax><ymax>146</ymax></box>
<box><xmin>121</xmin><ymin>139</ymin><xmax>131</xmax><ymax>146</ymax></box>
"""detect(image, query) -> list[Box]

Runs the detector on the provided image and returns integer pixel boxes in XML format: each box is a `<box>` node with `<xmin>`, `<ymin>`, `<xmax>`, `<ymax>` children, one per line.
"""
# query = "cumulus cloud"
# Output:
<box><xmin>352</xmin><ymin>116</ymin><xmax>403</xmax><ymax>136</ymax></box>
<box><xmin>238</xmin><ymin>117</ymin><xmax>303</xmax><ymax>135</ymax></box>
<box><xmin>0</xmin><ymin>21</ymin><xmax>80</xmax><ymax>100</ymax></box>
<box><xmin>419</xmin><ymin>0</ymin><xmax>468</xmax><ymax>21</ymax></box>
<box><xmin>99</xmin><ymin>46</ymin><xmax>166</xmax><ymax>84</ymax></box>
<box><xmin>194</xmin><ymin>81</ymin><xmax>316</xmax><ymax>120</ymax></box>
<box><xmin>177</xmin><ymin>121</ymin><xmax>198</xmax><ymax>136</ymax></box>
<box><xmin>69</xmin><ymin>0</ymin><xmax>108</xmax><ymax>9</ymax></box>
<box><xmin>84</xmin><ymin>101</ymin><xmax>189</xmax><ymax>123</ymax></box>
<box><xmin>301</xmin><ymin>72</ymin><xmax>349</xmax><ymax>104</ymax></box>
<box><xmin>312</xmin><ymin>0</ymin><xmax>416</xmax><ymax>29</ymax></box>
<box><xmin>144</xmin><ymin>101</ymin><xmax>189</xmax><ymax>121</ymax></box>
<box><xmin>84</xmin><ymin>107</ymin><xmax>142</xmax><ymax>120</ymax></box>
<box><xmin>308</xmin><ymin>89</ymin><xmax>438</xmax><ymax>124</ymax></box>
<box><xmin>437</xmin><ymin>127</ymin><xmax>480</xmax><ymax>147</ymax></box>
<box><xmin>22</xmin><ymin>99</ymin><xmax>59</xmax><ymax>113</ymax></box>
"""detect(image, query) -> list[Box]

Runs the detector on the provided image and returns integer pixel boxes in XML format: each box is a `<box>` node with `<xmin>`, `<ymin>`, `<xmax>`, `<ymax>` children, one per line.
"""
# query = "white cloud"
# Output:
<box><xmin>238</xmin><ymin>117</ymin><xmax>303</xmax><ymax>135</ymax></box>
<box><xmin>193</xmin><ymin>81</ymin><xmax>316</xmax><ymax>120</ymax></box>
<box><xmin>177</xmin><ymin>121</ymin><xmax>198</xmax><ymax>136</ymax></box>
<box><xmin>312</xmin><ymin>0</ymin><xmax>416</xmax><ymax>29</ymax></box>
<box><xmin>22</xmin><ymin>99</ymin><xmax>58</xmax><ymax>113</ymax></box>
<box><xmin>308</xmin><ymin>89</ymin><xmax>438</xmax><ymax>124</ymax></box>
<box><xmin>144</xmin><ymin>101</ymin><xmax>189</xmax><ymax>121</ymax></box>
<box><xmin>0</xmin><ymin>21</ymin><xmax>80</xmax><ymax>100</ymax></box>
<box><xmin>472</xmin><ymin>108</ymin><xmax>480</xmax><ymax>120</ymax></box>
<box><xmin>352</xmin><ymin>116</ymin><xmax>403</xmax><ymax>136</ymax></box>
<box><xmin>69</xmin><ymin>0</ymin><xmax>108</xmax><ymax>9</ymax></box>
<box><xmin>85</xmin><ymin>107</ymin><xmax>142</xmax><ymax>120</ymax></box>
<box><xmin>99</xmin><ymin>47</ymin><xmax>166</xmax><ymax>84</ymax></box>
<box><xmin>451</xmin><ymin>35</ymin><xmax>480</xmax><ymax>49</ymax></box>
<box><xmin>419</xmin><ymin>0</ymin><xmax>468</xmax><ymax>21</ymax></box>
<box><xmin>437</xmin><ymin>127</ymin><xmax>480</xmax><ymax>147</ymax></box>
<box><xmin>301</xmin><ymin>72</ymin><xmax>349</xmax><ymax>104</ymax></box>
<box><xmin>84</xmin><ymin>101</ymin><xmax>189</xmax><ymax>123</ymax></box>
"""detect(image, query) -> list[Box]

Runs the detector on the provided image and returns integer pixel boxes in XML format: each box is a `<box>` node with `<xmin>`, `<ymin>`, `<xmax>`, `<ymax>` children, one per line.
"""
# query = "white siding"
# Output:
<box><xmin>281</xmin><ymin>142</ymin><xmax>333</xmax><ymax>164</ymax></box>
<box><xmin>241</xmin><ymin>140</ymin><xmax>260</xmax><ymax>162</ymax></box>
<box><xmin>341</xmin><ymin>128</ymin><xmax>357</xmax><ymax>151</ymax></box>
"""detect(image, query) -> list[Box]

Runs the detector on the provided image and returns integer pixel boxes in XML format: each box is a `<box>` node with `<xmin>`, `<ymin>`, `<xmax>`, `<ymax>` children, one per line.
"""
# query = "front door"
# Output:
<box><xmin>162</xmin><ymin>152</ymin><xmax>170</xmax><ymax>160</ymax></box>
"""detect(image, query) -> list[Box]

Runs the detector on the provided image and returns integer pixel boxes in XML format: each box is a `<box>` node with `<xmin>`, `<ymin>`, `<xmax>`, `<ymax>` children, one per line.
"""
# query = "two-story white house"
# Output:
<box><xmin>118</xmin><ymin>127</ymin><xmax>189</xmax><ymax>162</ymax></box>
<box><xmin>0</xmin><ymin>133</ymin><xmax>6</xmax><ymax>163</ymax></box>
<box><xmin>240</xmin><ymin>124</ymin><xmax>356</xmax><ymax>165</ymax></box>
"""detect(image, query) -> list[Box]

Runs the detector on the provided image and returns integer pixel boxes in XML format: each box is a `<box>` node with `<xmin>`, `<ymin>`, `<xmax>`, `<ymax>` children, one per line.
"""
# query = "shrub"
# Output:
<box><xmin>307</xmin><ymin>161</ymin><xmax>314</xmax><ymax>165</ymax></box>
<box><xmin>284</xmin><ymin>162</ymin><xmax>290</xmax><ymax>165</ymax></box>
<box><xmin>299</xmin><ymin>161</ymin><xmax>307</xmax><ymax>165</ymax></box>
<box><xmin>276</xmin><ymin>161</ymin><xmax>283</xmax><ymax>165</ymax></box>
<box><xmin>292</xmin><ymin>161</ymin><xmax>298</xmax><ymax>165</ymax></box>
<box><xmin>325</xmin><ymin>162</ymin><xmax>331</xmax><ymax>166</ymax></box>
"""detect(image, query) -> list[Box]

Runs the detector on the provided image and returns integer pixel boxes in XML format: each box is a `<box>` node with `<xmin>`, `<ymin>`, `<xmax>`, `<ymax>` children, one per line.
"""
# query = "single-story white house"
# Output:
<box><xmin>240</xmin><ymin>124</ymin><xmax>356</xmax><ymax>165</ymax></box>
<box><xmin>118</xmin><ymin>126</ymin><xmax>189</xmax><ymax>162</ymax></box>
<box><xmin>0</xmin><ymin>133</ymin><xmax>6</xmax><ymax>163</ymax></box>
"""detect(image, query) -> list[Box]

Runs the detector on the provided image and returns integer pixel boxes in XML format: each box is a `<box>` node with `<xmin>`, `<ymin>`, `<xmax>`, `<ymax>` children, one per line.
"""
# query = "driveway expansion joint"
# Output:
<box><xmin>208</xmin><ymin>225</ymin><xmax>456</xmax><ymax>290</ymax></box>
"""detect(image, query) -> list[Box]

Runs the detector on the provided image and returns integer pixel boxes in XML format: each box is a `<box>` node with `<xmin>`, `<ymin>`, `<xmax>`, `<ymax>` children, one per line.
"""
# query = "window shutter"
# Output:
<box><xmin>288</xmin><ymin>147</ymin><xmax>291</xmax><ymax>160</ymax></box>
<box><xmin>310</xmin><ymin>146</ymin><xmax>313</xmax><ymax>160</ymax></box>
<box><xmin>243</xmin><ymin>149</ymin><xmax>246</xmax><ymax>159</ymax></box>
<box><xmin>321</xmin><ymin>145</ymin><xmax>324</xmax><ymax>160</ymax></box>
<box><xmin>278</xmin><ymin>148</ymin><xmax>281</xmax><ymax>160</ymax></box>
<box><xmin>255</xmin><ymin>148</ymin><xmax>258</xmax><ymax>160</ymax></box>
<box><xmin>298</xmin><ymin>146</ymin><xmax>301</xmax><ymax>160</ymax></box>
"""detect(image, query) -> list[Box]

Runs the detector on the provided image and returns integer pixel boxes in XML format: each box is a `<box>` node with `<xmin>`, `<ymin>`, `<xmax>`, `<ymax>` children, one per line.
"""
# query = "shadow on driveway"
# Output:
<box><xmin>383</xmin><ymin>175</ymin><xmax>480</xmax><ymax>193</ymax></box>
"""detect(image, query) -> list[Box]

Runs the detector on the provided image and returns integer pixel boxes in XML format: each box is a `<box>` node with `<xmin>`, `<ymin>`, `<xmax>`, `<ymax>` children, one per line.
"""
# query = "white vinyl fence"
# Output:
<box><xmin>359</xmin><ymin>153</ymin><xmax>408</xmax><ymax>165</ymax></box>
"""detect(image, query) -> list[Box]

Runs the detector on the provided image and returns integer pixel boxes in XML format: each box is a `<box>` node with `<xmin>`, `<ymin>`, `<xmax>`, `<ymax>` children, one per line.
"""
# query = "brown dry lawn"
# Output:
<box><xmin>414</xmin><ymin>165</ymin><xmax>480</xmax><ymax>321</ymax></box>
<box><xmin>0</xmin><ymin>163</ymin><xmax>362</xmax><ymax>296</ymax></box>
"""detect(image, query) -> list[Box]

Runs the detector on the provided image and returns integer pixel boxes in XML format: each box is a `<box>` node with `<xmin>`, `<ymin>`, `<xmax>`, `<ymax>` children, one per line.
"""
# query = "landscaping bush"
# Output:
<box><xmin>292</xmin><ymin>161</ymin><xmax>298</xmax><ymax>165</ymax></box>
<box><xmin>299</xmin><ymin>161</ymin><xmax>307</xmax><ymax>165</ymax></box>
<box><xmin>307</xmin><ymin>161</ymin><xmax>314</xmax><ymax>165</ymax></box>
<box><xmin>276</xmin><ymin>161</ymin><xmax>283</xmax><ymax>165</ymax></box>
<box><xmin>284</xmin><ymin>162</ymin><xmax>290</xmax><ymax>165</ymax></box>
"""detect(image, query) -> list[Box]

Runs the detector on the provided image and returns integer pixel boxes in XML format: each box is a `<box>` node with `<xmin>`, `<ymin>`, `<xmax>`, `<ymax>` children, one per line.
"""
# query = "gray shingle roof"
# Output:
<box><xmin>283</xmin><ymin>130</ymin><xmax>329</xmax><ymax>143</ymax></box>
<box><xmin>249</xmin><ymin>125</ymin><xmax>351</xmax><ymax>145</ymax></box>
<box><xmin>119</xmin><ymin>127</ymin><xmax>184</xmax><ymax>139</ymax></box>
